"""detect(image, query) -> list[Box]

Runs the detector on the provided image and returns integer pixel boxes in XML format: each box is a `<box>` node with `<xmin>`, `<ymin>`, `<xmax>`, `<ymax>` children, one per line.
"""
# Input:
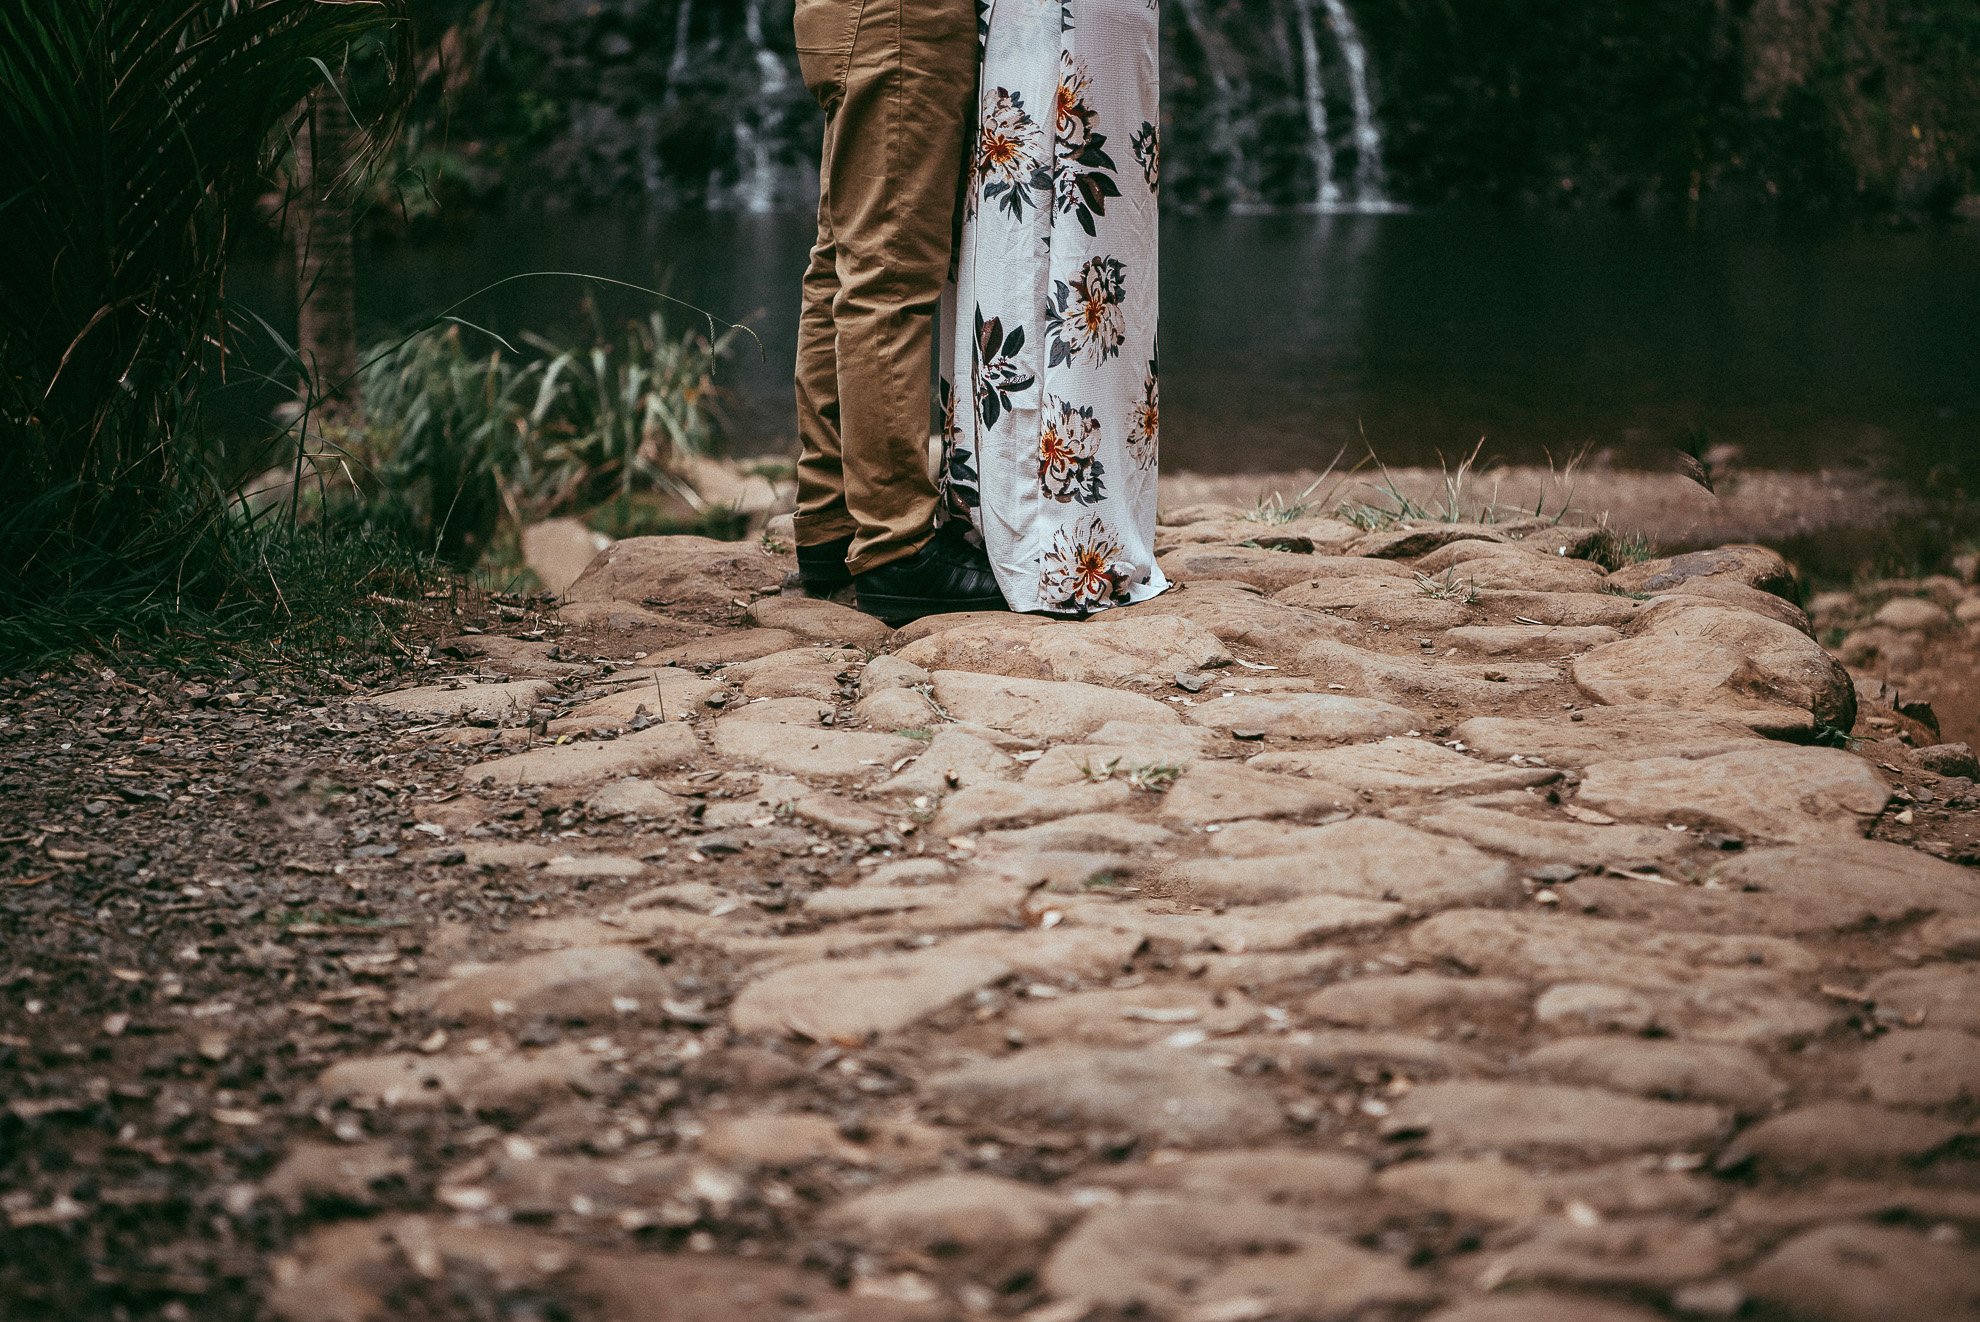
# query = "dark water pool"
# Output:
<box><xmin>230</xmin><ymin>206</ymin><xmax>1980</xmax><ymax>481</ymax></box>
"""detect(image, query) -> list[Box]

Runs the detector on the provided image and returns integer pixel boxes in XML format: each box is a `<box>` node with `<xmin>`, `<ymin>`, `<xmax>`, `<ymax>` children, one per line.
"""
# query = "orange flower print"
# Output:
<box><xmin>973</xmin><ymin>89</ymin><xmax>1047</xmax><ymax>221</ymax></box>
<box><xmin>1046</xmin><ymin>255</ymin><xmax>1128</xmax><ymax>369</ymax></box>
<box><xmin>1126</xmin><ymin>359</ymin><xmax>1158</xmax><ymax>471</ymax></box>
<box><xmin>1041</xmin><ymin>514</ymin><xmax>1135</xmax><ymax>611</ymax></box>
<box><xmin>1037</xmin><ymin>397</ymin><xmax>1105</xmax><ymax>504</ymax></box>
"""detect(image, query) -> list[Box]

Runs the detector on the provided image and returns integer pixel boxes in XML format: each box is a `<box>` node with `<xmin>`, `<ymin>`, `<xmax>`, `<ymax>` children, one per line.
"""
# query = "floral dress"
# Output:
<box><xmin>937</xmin><ymin>0</ymin><xmax>1164</xmax><ymax>615</ymax></box>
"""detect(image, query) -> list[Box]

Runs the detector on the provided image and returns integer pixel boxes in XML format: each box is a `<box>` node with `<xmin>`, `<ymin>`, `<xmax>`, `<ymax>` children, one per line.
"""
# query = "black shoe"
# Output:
<box><xmin>854</xmin><ymin>525</ymin><xmax>1009</xmax><ymax>625</ymax></box>
<box><xmin>786</xmin><ymin>536</ymin><xmax>854</xmax><ymax>599</ymax></box>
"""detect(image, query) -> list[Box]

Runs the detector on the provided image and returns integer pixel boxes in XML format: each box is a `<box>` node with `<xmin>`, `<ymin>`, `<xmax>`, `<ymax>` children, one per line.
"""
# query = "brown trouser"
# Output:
<box><xmin>792</xmin><ymin>0</ymin><xmax>975</xmax><ymax>574</ymax></box>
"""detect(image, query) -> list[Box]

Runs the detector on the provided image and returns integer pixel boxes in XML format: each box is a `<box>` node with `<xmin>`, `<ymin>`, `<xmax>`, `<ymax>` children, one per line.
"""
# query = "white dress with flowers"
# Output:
<box><xmin>937</xmin><ymin>0</ymin><xmax>1164</xmax><ymax>614</ymax></box>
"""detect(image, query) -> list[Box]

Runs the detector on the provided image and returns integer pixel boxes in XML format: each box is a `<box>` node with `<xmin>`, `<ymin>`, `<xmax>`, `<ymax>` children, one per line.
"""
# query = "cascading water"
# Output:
<box><xmin>731</xmin><ymin>0</ymin><xmax>790</xmax><ymax>213</ymax></box>
<box><xmin>1290</xmin><ymin>0</ymin><xmax>1339</xmax><ymax>210</ymax></box>
<box><xmin>1316</xmin><ymin>0</ymin><xmax>1390</xmax><ymax>210</ymax></box>
<box><xmin>1174</xmin><ymin>0</ymin><xmax>1252</xmax><ymax>205</ymax></box>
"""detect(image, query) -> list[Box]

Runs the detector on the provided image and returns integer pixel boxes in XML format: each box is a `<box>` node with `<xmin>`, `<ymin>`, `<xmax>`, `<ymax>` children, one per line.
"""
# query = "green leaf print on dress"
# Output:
<box><xmin>973</xmin><ymin>308</ymin><xmax>1034</xmax><ymax>430</ymax></box>
<box><xmin>1052</xmin><ymin>52</ymin><xmax>1121</xmax><ymax>236</ymax></box>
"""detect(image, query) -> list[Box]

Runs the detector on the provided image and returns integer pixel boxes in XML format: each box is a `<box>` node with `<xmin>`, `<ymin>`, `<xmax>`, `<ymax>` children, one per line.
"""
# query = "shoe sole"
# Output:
<box><xmin>855</xmin><ymin>591</ymin><xmax>1009</xmax><ymax>627</ymax></box>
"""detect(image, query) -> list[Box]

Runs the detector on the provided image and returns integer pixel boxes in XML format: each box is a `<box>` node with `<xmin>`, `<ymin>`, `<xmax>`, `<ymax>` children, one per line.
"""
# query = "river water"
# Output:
<box><xmin>233</xmin><ymin>207</ymin><xmax>1980</xmax><ymax>481</ymax></box>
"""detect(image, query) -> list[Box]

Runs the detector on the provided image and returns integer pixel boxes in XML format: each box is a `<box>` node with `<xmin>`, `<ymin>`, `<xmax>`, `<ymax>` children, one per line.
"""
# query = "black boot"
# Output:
<box><xmin>784</xmin><ymin>535</ymin><xmax>855</xmax><ymax>601</ymax></box>
<box><xmin>853</xmin><ymin>524</ymin><xmax>1009</xmax><ymax>625</ymax></box>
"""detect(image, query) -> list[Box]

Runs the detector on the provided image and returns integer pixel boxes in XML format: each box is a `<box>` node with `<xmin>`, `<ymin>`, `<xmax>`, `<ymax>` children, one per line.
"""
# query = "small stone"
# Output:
<box><xmin>1175</xmin><ymin>671</ymin><xmax>1206</xmax><ymax>692</ymax></box>
<box><xmin>817</xmin><ymin>1173</ymin><xmax>1075</xmax><ymax>1262</ymax></box>
<box><xmin>1305</xmin><ymin>974</ymin><xmax>1529</xmax><ymax>1029</ymax></box>
<box><xmin>1522</xmin><ymin>1037</ymin><xmax>1784</xmax><ymax>1112</ymax></box>
<box><xmin>423</xmin><ymin>947</ymin><xmax>671</xmax><ymax>1025</ymax></box>
<box><xmin>371</xmin><ymin>678</ymin><xmax>557</xmax><ymax>723</ymax></box>
<box><xmin>1867</xmin><ymin>964</ymin><xmax>1980</xmax><ymax>1032</ymax></box>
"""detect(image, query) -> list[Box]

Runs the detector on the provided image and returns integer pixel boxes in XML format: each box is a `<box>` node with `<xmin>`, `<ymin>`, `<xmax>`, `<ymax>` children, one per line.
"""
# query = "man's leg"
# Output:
<box><xmin>825</xmin><ymin>0</ymin><xmax>976</xmax><ymax>575</ymax></box>
<box><xmin>792</xmin><ymin>148</ymin><xmax>856</xmax><ymax>589</ymax></box>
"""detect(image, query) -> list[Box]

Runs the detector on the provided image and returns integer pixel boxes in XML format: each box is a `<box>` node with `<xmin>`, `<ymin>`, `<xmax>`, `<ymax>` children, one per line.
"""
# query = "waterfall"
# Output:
<box><xmin>1290</xmin><ymin>0</ymin><xmax>1340</xmax><ymax>210</ymax></box>
<box><xmin>1317</xmin><ymin>0</ymin><xmax>1389</xmax><ymax>208</ymax></box>
<box><xmin>731</xmin><ymin>0</ymin><xmax>789</xmax><ymax>213</ymax></box>
<box><xmin>664</xmin><ymin>0</ymin><xmax>691</xmax><ymax>103</ymax></box>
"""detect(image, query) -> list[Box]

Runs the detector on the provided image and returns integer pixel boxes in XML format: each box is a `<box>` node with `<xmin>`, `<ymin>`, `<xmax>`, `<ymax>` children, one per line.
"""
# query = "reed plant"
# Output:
<box><xmin>345</xmin><ymin>306</ymin><xmax>738</xmax><ymax>564</ymax></box>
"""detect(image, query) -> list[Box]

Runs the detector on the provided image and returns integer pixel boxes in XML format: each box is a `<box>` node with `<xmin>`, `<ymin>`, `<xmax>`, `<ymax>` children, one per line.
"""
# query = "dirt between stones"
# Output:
<box><xmin>3</xmin><ymin>527</ymin><xmax>1980</xmax><ymax>1322</ymax></box>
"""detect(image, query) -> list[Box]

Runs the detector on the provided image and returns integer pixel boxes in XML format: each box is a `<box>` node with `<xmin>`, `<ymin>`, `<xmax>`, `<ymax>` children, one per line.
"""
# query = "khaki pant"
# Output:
<box><xmin>792</xmin><ymin>0</ymin><xmax>975</xmax><ymax>574</ymax></box>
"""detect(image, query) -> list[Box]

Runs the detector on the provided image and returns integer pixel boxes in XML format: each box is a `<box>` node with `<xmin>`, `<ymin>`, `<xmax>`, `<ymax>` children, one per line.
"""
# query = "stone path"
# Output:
<box><xmin>17</xmin><ymin>515</ymin><xmax>1979</xmax><ymax>1321</ymax></box>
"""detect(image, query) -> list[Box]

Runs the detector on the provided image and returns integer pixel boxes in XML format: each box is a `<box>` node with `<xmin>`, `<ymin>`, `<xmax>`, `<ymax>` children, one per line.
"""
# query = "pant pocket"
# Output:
<box><xmin>795</xmin><ymin>0</ymin><xmax>861</xmax><ymax>109</ymax></box>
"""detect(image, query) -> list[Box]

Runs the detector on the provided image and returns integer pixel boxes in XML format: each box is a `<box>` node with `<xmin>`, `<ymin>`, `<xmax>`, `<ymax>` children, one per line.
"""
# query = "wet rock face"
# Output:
<box><xmin>21</xmin><ymin>519</ymin><xmax>1980</xmax><ymax>1322</ymax></box>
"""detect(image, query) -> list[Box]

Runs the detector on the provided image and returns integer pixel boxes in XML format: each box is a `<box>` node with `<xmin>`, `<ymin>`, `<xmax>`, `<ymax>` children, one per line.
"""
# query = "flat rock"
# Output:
<box><xmin>1481</xmin><ymin>1219</ymin><xmax>1731</xmax><ymax>1290</ymax></box>
<box><xmin>898</xmin><ymin>614</ymin><xmax>1231</xmax><ymax>689</ymax></box>
<box><xmin>874</xmin><ymin>727</ymin><xmax>1016</xmax><ymax>795</ymax></box>
<box><xmin>548</xmin><ymin>674</ymin><xmax>723</xmax><ymax>734</ymax></box>
<box><xmin>316</xmin><ymin>1044</ymin><xmax>609</xmax><ymax>1115</ymax></box>
<box><xmin>1575</xmin><ymin>746</ymin><xmax>1892</xmax><ymax>842</ymax></box>
<box><xmin>1088</xmin><ymin>1148</ymin><xmax>1372</xmax><ymax>1201</ymax></box>
<box><xmin>1158</xmin><ymin>761</ymin><xmax>1352</xmax><ymax>824</ymax></box>
<box><xmin>719</xmin><ymin>696</ymin><xmax>833</xmax><ymax>726</ymax></box>
<box><xmin>423</xmin><ymin>946</ymin><xmax>671</xmax><ymax>1024</ymax></box>
<box><xmin>929</xmin><ymin>671</ymin><xmax>1180</xmax><ymax>740</ymax></box>
<box><xmin>1569</xmin><ymin>839</ymin><xmax>1980</xmax><ymax>936</ymax></box>
<box><xmin>1020</xmin><ymin>737</ymin><xmax>1217</xmax><ymax>790</ymax></box>
<box><xmin>1523</xmin><ymin>1037</ymin><xmax>1784</xmax><ymax>1112</ymax></box>
<box><xmin>979</xmin><ymin>812</ymin><xmax>1171</xmax><ymax>853</ymax></box>
<box><xmin>1252</xmin><ymin>736</ymin><xmax>1560</xmax><ymax>794</ymax></box>
<box><xmin>1654</xmin><ymin>576</ymin><xmax>1816</xmax><ymax>635</ymax></box>
<box><xmin>1379</xmin><ymin>1155</ymin><xmax>1719</xmax><ymax>1227</ymax></box>
<box><xmin>816</xmin><ymin>1173</ymin><xmax>1074</xmax><ymax>1257</ymax></box>
<box><xmin>1296</xmin><ymin>639</ymin><xmax>1549</xmax><ymax>708</ymax></box>
<box><xmin>581</xmin><ymin>779</ymin><xmax>693</xmax><ymax>820</ymax></box>
<box><xmin>1572</xmin><ymin>601</ymin><xmax>1854</xmax><ymax>735</ymax></box>
<box><xmin>1384</xmin><ymin>1081</ymin><xmax>1727</xmax><ymax>1155</ymax></box>
<box><xmin>1454</xmin><ymin>706</ymin><xmax>1763</xmax><ymax>767</ymax></box>
<box><xmin>370</xmin><ymin>678</ymin><xmax>556</xmax><ymax>722</ymax></box>
<box><xmin>263</xmin><ymin>1141</ymin><xmax>414</xmax><ymax>1212</ymax></box>
<box><xmin>1040</xmin><ymin>1198</ymin><xmax>1434</xmax><ymax>1317</ymax></box>
<box><xmin>1437</xmin><ymin>555</ymin><xmax>1608</xmax><ymax>594</ymax></box>
<box><xmin>1305</xmin><ymin>974</ymin><xmax>1530</xmax><ymax>1028</ymax></box>
<box><xmin>1158</xmin><ymin>546</ymin><xmax>1374</xmax><ymax>592</ymax></box>
<box><xmin>1865</xmin><ymin>964</ymin><xmax>1980</xmax><ymax>1032</ymax></box>
<box><xmin>1103</xmin><ymin>582</ymin><xmax>1367</xmax><ymax>658</ymax></box>
<box><xmin>1225</xmin><ymin>1029</ymin><xmax>1496</xmax><ymax>1079</ymax></box>
<box><xmin>999</xmin><ymin>985</ymin><xmax>1266</xmax><ymax>1047</ymax></box>
<box><xmin>741</xmin><ymin>594</ymin><xmax>891</xmax><ymax>647</ymax></box>
<box><xmin>1442</xmin><ymin>624</ymin><xmax>1622</xmax><ymax>656</ymax></box>
<box><xmin>1424</xmin><ymin>1296</ymin><xmax>1671</xmax><ymax>1322</ymax></box>
<box><xmin>1169</xmin><ymin>818</ymin><xmax>1517</xmax><ymax>912</ymax></box>
<box><xmin>1352</xmin><ymin>523</ymin><xmax>1513</xmax><ymax>559</ymax></box>
<box><xmin>1184</xmin><ymin>691</ymin><xmax>1420</xmax><ymax>740</ymax></box>
<box><xmin>1744</xmin><ymin>1223</ymin><xmax>1980</xmax><ymax>1322</ymax></box>
<box><xmin>564</xmin><ymin>534</ymin><xmax>792</xmax><ymax>607</ymax></box>
<box><xmin>646</xmin><ymin>629</ymin><xmax>799</xmax><ymax>665</ymax></box>
<box><xmin>728</xmin><ymin>947</ymin><xmax>1012</xmax><ymax>1043</ymax></box>
<box><xmin>470</xmin><ymin>723</ymin><xmax>701</xmax><ymax>788</ymax></box>
<box><xmin>1407</xmin><ymin>910</ymin><xmax>1819</xmax><ymax>988</ymax></box>
<box><xmin>1405</xmin><ymin>805</ymin><xmax>1689</xmax><ymax>866</ymax></box>
<box><xmin>1607</xmin><ymin>544</ymin><xmax>1796</xmax><ymax>601</ymax></box>
<box><xmin>711</xmin><ymin>722</ymin><xmax>919</xmax><ymax>780</ymax></box>
<box><xmin>1533</xmin><ymin>978</ymin><xmax>1837</xmax><ymax>1047</ymax></box>
<box><xmin>1131</xmin><ymin>895</ymin><xmax>1406</xmax><ymax>952</ymax></box>
<box><xmin>922</xmin><ymin>1045</ymin><xmax>1283</xmax><ymax>1147</ymax></box>
<box><xmin>928</xmin><ymin>779</ymin><xmax>1133</xmax><ymax>837</ymax></box>
<box><xmin>1856</xmin><ymin>1029</ymin><xmax>1980</xmax><ymax>1106</ymax></box>
<box><xmin>1471</xmin><ymin>589</ymin><xmax>1650</xmax><ymax>627</ymax></box>
<box><xmin>1734</xmin><ymin>1102</ymin><xmax>1962</xmax><ymax>1171</ymax></box>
